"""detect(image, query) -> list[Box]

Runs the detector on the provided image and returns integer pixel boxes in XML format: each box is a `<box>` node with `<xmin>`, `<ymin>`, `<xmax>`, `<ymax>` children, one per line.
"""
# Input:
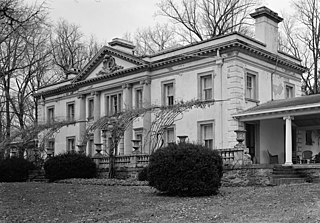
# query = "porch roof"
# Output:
<box><xmin>234</xmin><ymin>94</ymin><xmax>320</xmax><ymax>121</ymax></box>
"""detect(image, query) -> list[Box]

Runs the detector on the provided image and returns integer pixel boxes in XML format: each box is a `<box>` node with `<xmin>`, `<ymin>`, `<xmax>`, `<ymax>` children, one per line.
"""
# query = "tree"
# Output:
<box><xmin>281</xmin><ymin>0</ymin><xmax>320</xmax><ymax>94</ymax></box>
<box><xmin>50</xmin><ymin>20</ymin><xmax>101</xmax><ymax>78</ymax></box>
<box><xmin>157</xmin><ymin>0</ymin><xmax>257</xmax><ymax>43</ymax></box>
<box><xmin>125</xmin><ymin>23</ymin><xmax>179</xmax><ymax>56</ymax></box>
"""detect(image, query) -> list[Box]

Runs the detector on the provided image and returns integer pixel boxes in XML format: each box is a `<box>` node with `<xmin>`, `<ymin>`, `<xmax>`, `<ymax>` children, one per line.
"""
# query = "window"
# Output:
<box><xmin>88</xmin><ymin>98</ymin><xmax>94</xmax><ymax>120</ymax></box>
<box><xmin>134</xmin><ymin>128</ymin><xmax>143</xmax><ymax>152</ymax></box>
<box><xmin>164</xmin><ymin>127</ymin><xmax>175</xmax><ymax>145</ymax></box>
<box><xmin>47</xmin><ymin>106</ymin><xmax>55</xmax><ymax>124</ymax></box>
<box><xmin>163</xmin><ymin>82</ymin><xmax>174</xmax><ymax>106</ymax></box>
<box><xmin>106</xmin><ymin>92</ymin><xmax>122</xmax><ymax>115</ymax></box>
<box><xmin>246</xmin><ymin>73</ymin><xmax>257</xmax><ymax>100</ymax></box>
<box><xmin>285</xmin><ymin>85</ymin><xmax>294</xmax><ymax>99</ymax></box>
<box><xmin>199</xmin><ymin>121</ymin><xmax>214</xmax><ymax>149</ymax></box>
<box><xmin>48</xmin><ymin>139</ymin><xmax>55</xmax><ymax>156</ymax></box>
<box><xmin>136</xmin><ymin>89</ymin><xmax>143</xmax><ymax>109</ymax></box>
<box><xmin>67</xmin><ymin>102</ymin><xmax>75</xmax><ymax>121</ymax></box>
<box><xmin>66</xmin><ymin>137</ymin><xmax>76</xmax><ymax>152</ymax></box>
<box><xmin>200</xmin><ymin>74</ymin><xmax>213</xmax><ymax>100</ymax></box>
<box><xmin>306</xmin><ymin>130</ymin><xmax>312</xmax><ymax>145</ymax></box>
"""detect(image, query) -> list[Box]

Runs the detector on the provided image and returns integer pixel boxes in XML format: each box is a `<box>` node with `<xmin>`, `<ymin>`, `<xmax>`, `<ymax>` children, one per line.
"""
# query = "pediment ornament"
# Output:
<box><xmin>97</xmin><ymin>54</ymin><xmax>123</xmax><ymax>76</ymax></box>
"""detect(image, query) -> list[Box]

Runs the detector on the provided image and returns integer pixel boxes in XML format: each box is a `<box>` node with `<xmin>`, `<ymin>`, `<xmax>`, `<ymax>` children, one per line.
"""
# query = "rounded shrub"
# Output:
<box><xmin>44</xmin><ymin>152</ymin><xmax>97</xmax><ymax>182</ymax></box>
<box><xmin>0</xmin><ymin>157</ymin><xmax>35</xmax><ymax>182</ymax></box>
<box><xmin>148</xmin><ymin>143</ymin><xmax>223</xmax><ymax>196</ymax></box>
<box><xmin>137</xmin><ymin>165</ymin><xmax>149</xmax><ymax>181</ymax></box>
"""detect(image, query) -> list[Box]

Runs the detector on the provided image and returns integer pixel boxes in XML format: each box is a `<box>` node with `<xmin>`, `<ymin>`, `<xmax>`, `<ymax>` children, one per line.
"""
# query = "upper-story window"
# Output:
<box><xmin>47</xmin><ymin>106</ymin><xmax>55</xmax><ymax>124</ymax></box>
<box><xmin>67</xmin><ymin>102</ymin><xmax>75</xmax><ymax>121</ymax></box>
<box><xmin>106</xmin><ymin>92</ymin><xmax>122</xmax><ymax>116</ymax></box>
<box><xmin>285</xmin><ymin>84</ymin><xmax>294</xmax><ymax>99</ymax></box>
<box><xmin>135</xmin><ymin>88</ymin><xmax>143</xmax><ymax>109</ymax></box>
<box><xmin>66</xmin><ymin>136</ymin><xmax>76</xmax><ymax>152</ymax></box>
<box><xmin>245</xmin><ymin>72</ymin><xmax>257</xmax><ymax>100</ymax></box>
<box><xmin>198</xmin><ymin>121</ymin><xmax>214</xmax><ymax>149</ymax></box>
<box><xmin>199</xmin><ymin>74</ymin><xmax>213</xmax><ymax>100</ymax></box>
<box><xmin>88</xmin><ymin>98</ymin><xmax>94</xmax><ymax>120</ymax></box>
<box><xmin>162</xmin><ymin>82</ymin><xmax>174</xmax><ymax>106</ymax></box>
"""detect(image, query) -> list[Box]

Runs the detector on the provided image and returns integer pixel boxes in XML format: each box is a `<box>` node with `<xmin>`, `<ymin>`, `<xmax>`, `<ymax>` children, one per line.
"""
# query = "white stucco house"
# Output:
<box><xmin>36</xmin><ymin>7</ymin><xmax>314</xmax><ymax>166</ymax></box>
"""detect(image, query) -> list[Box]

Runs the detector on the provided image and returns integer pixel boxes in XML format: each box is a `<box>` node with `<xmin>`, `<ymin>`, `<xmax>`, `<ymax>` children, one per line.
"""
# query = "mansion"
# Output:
<box><xmin>36</xmin><ymin>7</ymin><xmax>310</xmax><ymax>165</ymax></box>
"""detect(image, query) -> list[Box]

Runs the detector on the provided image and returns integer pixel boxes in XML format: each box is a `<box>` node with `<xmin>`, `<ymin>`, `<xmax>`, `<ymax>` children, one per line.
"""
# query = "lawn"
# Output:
<box><xmin>0</xmin><ymin>180</ymin><xmax>320</xmax><ymax>223</ymax></box>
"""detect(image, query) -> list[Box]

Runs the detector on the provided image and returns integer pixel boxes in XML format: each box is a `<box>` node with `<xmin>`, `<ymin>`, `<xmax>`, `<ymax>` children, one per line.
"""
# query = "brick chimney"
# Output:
<box><xmin>108</xmin><ymin>38</ymin><xmax>136</xmax><ymax>54</ymax></box>
<box><xmin>250</xmin><ymin>6</ymin><xmax>283</xmax><ymax>53</ymax></box>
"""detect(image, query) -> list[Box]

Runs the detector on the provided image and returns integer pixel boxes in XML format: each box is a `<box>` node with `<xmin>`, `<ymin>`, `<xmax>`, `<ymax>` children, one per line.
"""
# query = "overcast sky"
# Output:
<box><xmin>28</xmin><ymin>0</ymin><xmax>293</xmax><ymax>43</ymax></box>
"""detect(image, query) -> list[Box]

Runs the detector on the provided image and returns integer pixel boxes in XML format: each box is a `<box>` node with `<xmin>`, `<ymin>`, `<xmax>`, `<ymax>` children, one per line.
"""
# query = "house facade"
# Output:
<box><xmin>35</xmin><ymin>7</ymin><xmax>306</xmax><ymax>165</ymax></box>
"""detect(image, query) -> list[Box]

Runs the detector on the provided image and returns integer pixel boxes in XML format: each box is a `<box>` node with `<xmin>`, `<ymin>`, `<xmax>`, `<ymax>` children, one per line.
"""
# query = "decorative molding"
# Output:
<box><xmin>283</xmin><ymin>116</ymin><xmax>294</xmax><ymax>121</ymax></box>
<box><xmin>97</xmin><ymin>54</ymin><xmax>124</xmax><ymax>76</ymax></box>
<box><xmin>122</xmin><ymin>83</ymin><xmax>132</xmax><ymax>89</ymax></box>
<box><xmin>140</xmin><ymin>77</ymin><xmax>151</xmax><ymax>85</ymax></box>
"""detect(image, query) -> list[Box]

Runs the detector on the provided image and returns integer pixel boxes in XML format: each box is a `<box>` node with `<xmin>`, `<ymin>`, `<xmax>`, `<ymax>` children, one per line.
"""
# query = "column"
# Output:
<box><xmin>93</xmin><ymin>91</ymin><xmax>102</xmax><ymax>153</ymax></box>
<box><xmin>283</xmin><ymin>116</ymin><xmax>294</xmax><ymax>165</ymax></box>
<box><xmin>40</xmin><ymin>97</ymin><xmax>46</xmax><ymax>124</ymax></box>
<box><xmin>216</xmin><ymin>56</ymin><xmax>225</xmax><ymax>149</ymax></box>
<box><xmin>122</xmin><ymin>83</ymin><xmax>133</xmax><ymax>155</ymax></box>
<box><xmin>142</xmin><ymin>77</ymin><xmax>152</xmax><ymax>154</ymax></box>
<box><xmin>78</xmin><ymin>94</ymin><xmax>86</xmax><ymax>152</ymax></box>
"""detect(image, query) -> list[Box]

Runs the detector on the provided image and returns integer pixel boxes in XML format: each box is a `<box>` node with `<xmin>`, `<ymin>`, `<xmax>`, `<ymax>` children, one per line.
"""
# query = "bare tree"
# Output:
<box><xmin>157</xmin><ymin>0</ymin><xmax>257</xmax><ymax>43</ymax></box>
<box><xmin>50</xmin><ymin>20</ymin><xmax>101</xmax><ymax>78</ymax></box>
<box><xmin>126</xmin><ymin>23</ymin><xmax>179</xmax><ymax>55</ymax></box>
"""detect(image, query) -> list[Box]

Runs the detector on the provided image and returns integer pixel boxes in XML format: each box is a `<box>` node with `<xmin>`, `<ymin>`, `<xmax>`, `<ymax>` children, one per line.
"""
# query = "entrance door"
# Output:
<box><xmin>246</xmin><ymin>123</ymin><xmax>256</xmax><ymax>163</ymax></box>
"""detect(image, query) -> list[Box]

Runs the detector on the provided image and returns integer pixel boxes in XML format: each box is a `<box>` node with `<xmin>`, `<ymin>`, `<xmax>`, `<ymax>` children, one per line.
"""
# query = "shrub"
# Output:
<box><xmin>0</xmin><ymin>157</ymin><xmax>35</xmax><ymax>182</ymax></box>
<box><xmin>137</xmin><ymin>166</ymin><xmax>149</xmax><ymax>181</ymax></box>
<box><xmin>44</xmin><ymin>152</ymin><xmax>97</xmax><ymax>182</ymax></box>
<box><xmin>148</xmin><ymin>143</ymin><xmax>223</xmax><ymax>196</ymax></box>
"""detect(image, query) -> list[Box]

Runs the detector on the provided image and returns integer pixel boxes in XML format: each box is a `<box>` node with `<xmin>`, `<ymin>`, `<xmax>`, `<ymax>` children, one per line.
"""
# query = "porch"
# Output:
<box><xmin>234</xmin><ymin>94</ymin><xmax>320</xmax><ymax>165</ymax></box>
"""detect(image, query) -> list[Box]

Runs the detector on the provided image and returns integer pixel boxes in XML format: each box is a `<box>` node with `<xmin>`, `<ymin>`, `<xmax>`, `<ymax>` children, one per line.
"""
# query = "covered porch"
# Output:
<box><xmin>234</xmin><ymin>94</ymin><xmax>320</xmax><ymax>165</ymax></box>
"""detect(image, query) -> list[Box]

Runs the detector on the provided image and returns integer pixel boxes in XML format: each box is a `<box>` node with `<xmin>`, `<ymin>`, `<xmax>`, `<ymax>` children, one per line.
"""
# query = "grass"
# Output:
<box><xmin>0</xmin><ymin>179</ymin><xmax>320</xmax><ymax>222</ymax></box>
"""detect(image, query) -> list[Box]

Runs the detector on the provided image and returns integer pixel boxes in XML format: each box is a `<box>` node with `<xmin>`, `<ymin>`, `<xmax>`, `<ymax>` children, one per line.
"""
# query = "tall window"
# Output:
<box><xmin>134</xmin><ymin>128</ymin><xmax>143</xmax><ymax>152</ymax></box>
<box><xmin>163</xmin><ymin>82</ymin><xmax>174</xmax><ymax>106</ymax></box>
<box><xmin>48</xmin><ymin>139</ymin><xmax>55</xmax><ymax>156</ymax></box>
<box><xmin>164</xmin><ymin>127</ymin><xmax>175</xmax><ymax>145</ymax></box>
<box><xmin>136</xmin><ymin>89</ymin><xmax>143</xmax><ymax>109</ymax></box>
<box><xmin>67</xmin><ymin>102</ymin><xmax>75</xmax><ymax>121</ymax></box>
<box><xmin>200</xmin><ymin>75</ymin><xmax>213</xmax><ymax>100</ymax></box>
<box><xmin>66</xmin><ymin>137</ymin><xmax>76</xmax><ymax>152</ymax></box>
<box><xmin>199</xmin><ymin>122</ymin><xmax>214</xmax><ymax>149</ymax></box>
<box><xmin>106</xmin><ymin>92</ymin><xmax>122</xmax><ymax>115</ymax></box>
<box><xmin>285</xmin><ymin>85</ymin><xmax>294</xmax><ymax>99</ymax></box>
<box><xmin>47</xmin><ymin>106</ymin><xmax>55</xmax><ymax>124</ymax></box>
<box><xmin>246</xmin><ymin>73</ymin><xmax>257</xmax><ymax>100</ymax></box>
<box><xmin>88</xmin><ymin>98</ymin><xmax>94</xmax><ymax>120</ymax></box>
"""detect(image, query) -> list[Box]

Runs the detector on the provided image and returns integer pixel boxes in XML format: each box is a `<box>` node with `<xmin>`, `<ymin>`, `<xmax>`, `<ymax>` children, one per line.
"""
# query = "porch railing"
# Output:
<box><xmin>93</xmin><ymin>148</ymin><xmax>245</xmax><ymax>169</ymax></box>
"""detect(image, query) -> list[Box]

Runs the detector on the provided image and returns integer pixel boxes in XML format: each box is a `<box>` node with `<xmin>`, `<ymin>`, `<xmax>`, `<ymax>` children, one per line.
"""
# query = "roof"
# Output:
<box><xmin>234</xmin><ymin>94</ymin><xmax>320</xmax><ymax>121</ymax></box>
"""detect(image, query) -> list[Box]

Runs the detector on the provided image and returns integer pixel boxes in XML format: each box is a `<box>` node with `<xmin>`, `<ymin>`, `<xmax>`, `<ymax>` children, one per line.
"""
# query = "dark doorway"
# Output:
<box><xmin>246</xmin><ymin>123</ymin><xmax>256</xmax><ymax>163</ymax></box>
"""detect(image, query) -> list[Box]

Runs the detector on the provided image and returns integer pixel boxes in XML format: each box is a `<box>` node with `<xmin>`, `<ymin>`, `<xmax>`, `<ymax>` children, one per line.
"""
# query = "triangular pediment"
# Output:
<box><xmin>73</xmin><ymin>46</ymin><xmax>145</xmax><ymax>83</ymax></box>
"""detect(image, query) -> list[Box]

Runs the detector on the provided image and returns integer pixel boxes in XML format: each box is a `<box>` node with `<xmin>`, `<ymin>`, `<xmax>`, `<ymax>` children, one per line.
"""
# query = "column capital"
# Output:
<box><xmin>122</xmin><ymin>83</ymin><xmax>132</xmax><ymax>89</ymax></box>
<box><xmin>77</xmin><ymin>94</ymin><xmax>86</xmax><ymax>99</ymax></box>
<box><xmin>283</xmin><ymin>116</ymin><xmax>294</xmax><ymax>121</ymax></box>
<box><xmin>140</xmin><ymin>77</ymin><xmax>151</xmax><ymax>85</ymax></box>
<box><xmin>91</xmin><ymin>91</ymin><xmax>100</xmax><ymax>96</ymax></box>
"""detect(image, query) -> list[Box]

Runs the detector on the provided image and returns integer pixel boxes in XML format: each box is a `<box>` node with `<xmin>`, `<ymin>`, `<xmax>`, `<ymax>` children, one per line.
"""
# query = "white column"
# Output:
<box><xmin>283</xmin><ymin>116</ymin><xmax>294</xmax><ymax>165</ymax></box>
<box><xmin>122</xmin><ymin>83</ymin><xmax>133</xmax><ymax>155</ymax></box>
<box><xmin>78</xmin><ymin>94</ymin><xmax>86</xmax><ymax>153</ymax></box>
<box><xmin>142</xmin><ymin>77</ymin><xmax>151</xmax><ymax>154</ymax></box>
<box><xmin>93</xmin><ymin>91</ymin><xmax>101</xmax><ymax>152</ymax></box>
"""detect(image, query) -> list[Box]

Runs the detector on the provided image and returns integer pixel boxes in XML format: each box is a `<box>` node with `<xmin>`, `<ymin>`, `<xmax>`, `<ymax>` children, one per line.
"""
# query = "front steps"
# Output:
<box><xmin>271</xmin><ymin>165</ymin><xmax>317</xmax><ymax>185</ymax></box>
<box><xmin>28</xmin><ymin>169</ymin><xmax>48</xmax><ymax>183</ymax></box>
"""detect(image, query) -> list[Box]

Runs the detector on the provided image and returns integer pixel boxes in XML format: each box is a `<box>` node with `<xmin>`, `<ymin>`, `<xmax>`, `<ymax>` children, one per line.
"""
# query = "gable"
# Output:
<box><xmin>73</xmin><ymin>46</ymin><xmax>145</xmax><ymax>82</ymax></box>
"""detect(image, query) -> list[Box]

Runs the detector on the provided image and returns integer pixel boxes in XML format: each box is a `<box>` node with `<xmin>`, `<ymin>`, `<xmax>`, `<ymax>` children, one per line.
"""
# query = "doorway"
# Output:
<box><xmin>246</xmin><ymin>123</ymin><xmax>257</xmax><ymax>163</ymax></box>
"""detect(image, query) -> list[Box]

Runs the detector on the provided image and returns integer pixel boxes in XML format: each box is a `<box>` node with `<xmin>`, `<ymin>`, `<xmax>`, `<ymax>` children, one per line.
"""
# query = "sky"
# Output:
<box><xmin>27</xmin><ymin>0</ymin><xmax>293</xmax><ymax>44</ymax></box>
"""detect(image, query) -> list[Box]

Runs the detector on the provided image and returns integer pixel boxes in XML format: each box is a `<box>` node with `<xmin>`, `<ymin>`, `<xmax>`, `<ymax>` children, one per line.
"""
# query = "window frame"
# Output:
<box><xmin>163</xmin><ymin>126</ymin><xmax>175</xmax><ymax>146</ymax></box>
<box><xmin>245</xmin><ymin>71</ymin><xmax>258</xmax><ymax>101</ymax></box>
<box><xmin>198</xmin><ymin>72</ymin><xmax>214</xmax><ymax>101</ymax></box>
<box><xmin>66</xmin><ymin>101</ymin><xmax>75</xmax><ymax>121</ymax></box>
<box><xmin>66</xmin><ymin>136</ymin><xmax>76</xmax><ymax>152</ymax></box>
<box><xmin>105</xmin><ymin>91</ymin><xmax>122</xmax><ymax>116</ymax></box>
<box><xmin>198</xmin><ymin>120</ymin><xmax>215</xmax><ymax>149</ymax></box>
<box><xmin>87</xmin><ymin>98</ymin><xmax>94</xmax><ymax>120</ymax></box>
<box><xmin>284</xmin><ymin>83</ymin><xmax>295</xmax><ymax>99</ymax></box>
<box><xmin>48</xmin><ymin>139</ymin><xmax>55</xmax><ymax>156</ymax></box>
<box><xmin>47</xmin><ymin>106</ymin><xmax>55</xmax><ymax>124</ymax></box>
<box><xmin>135</xmin><ymin>88</ymin><xmax>143</xmax><ymax>109</ymax></box>
<box><xmin>162</xmin><ymin>80</ymin><xmax>175</xmax><ymax>106</ymax></box>
<box><xmin>134</xmin><ymin>128</ymin><xmax>143</xmax><ymax>152</ymax></box>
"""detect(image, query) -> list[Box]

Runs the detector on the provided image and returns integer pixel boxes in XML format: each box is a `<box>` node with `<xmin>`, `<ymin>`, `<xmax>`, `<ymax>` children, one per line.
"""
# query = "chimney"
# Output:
<box><xmin>108</xmin><ymin>38</ymin><xmax>136</xmax><ymax>54</ymax></box>
<box><xmin>250</xmin><ymin>6</ymin><xmax>283</xmax><ymax>53</ymax></box>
